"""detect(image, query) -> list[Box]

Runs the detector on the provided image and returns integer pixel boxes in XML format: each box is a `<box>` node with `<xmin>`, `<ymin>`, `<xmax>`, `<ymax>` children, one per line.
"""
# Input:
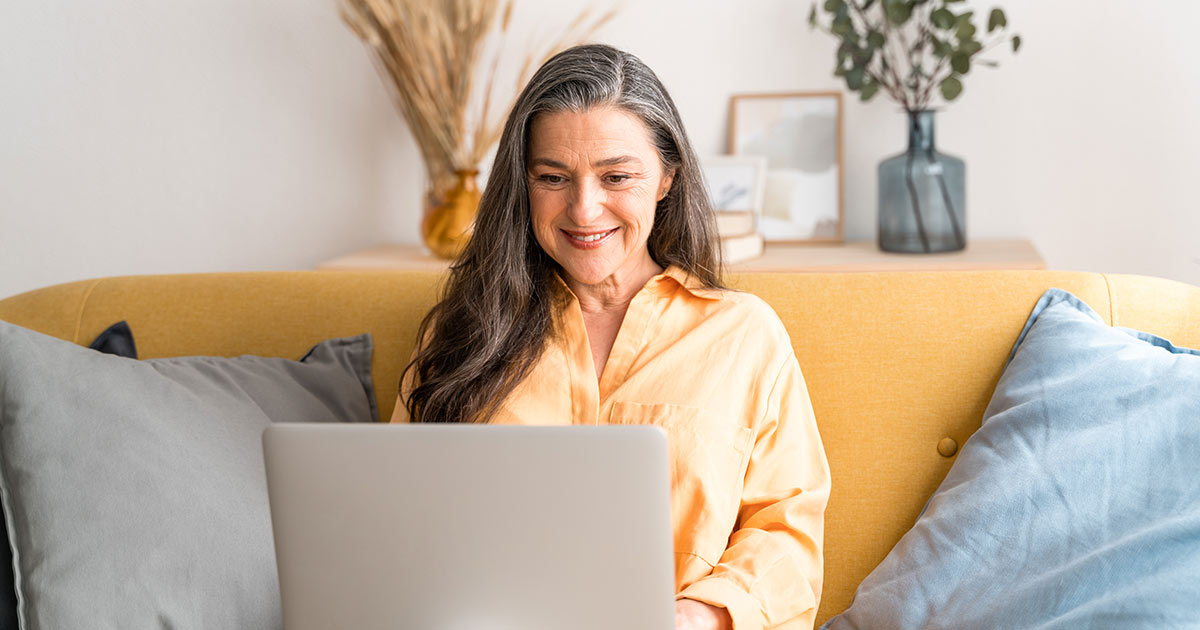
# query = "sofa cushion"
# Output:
<box><xmin>0</xmin><ymin>320</ymin><xmax>378</xmax><ymax>630</ymax></box>
<box><xmin>823</xmin><ymin>288</ymin><xmax>1200</xmax><ymax>629</ymax></box>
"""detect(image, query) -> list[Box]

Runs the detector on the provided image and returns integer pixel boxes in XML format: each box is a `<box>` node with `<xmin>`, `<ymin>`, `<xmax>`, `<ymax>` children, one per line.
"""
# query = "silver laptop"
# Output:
<box><xmin>263</xmin><ymin>423</ymin><xmax>676</xmax><ymax>630</ymax></box>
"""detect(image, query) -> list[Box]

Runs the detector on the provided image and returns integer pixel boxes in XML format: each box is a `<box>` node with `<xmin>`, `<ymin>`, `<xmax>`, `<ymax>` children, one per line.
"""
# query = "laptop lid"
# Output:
<box><xmin>263</xmin><ymin>423</ymin><xmax>676</xmax><ymax>630</ymax></box>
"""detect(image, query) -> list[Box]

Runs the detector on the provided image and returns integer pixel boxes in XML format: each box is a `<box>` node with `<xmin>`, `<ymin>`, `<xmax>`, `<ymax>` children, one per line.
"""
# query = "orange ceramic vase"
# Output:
<box><xmin>421</xmin><ymin>170</ymin><xmax>480</xmax><ymax>259</ymax></box>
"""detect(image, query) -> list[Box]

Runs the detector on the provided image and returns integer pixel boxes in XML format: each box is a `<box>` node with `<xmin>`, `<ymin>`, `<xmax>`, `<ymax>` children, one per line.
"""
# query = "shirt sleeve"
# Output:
<box><xmin>675</xmin><ymin>353</ymin><xmax>831</xmax><ymax>630</ymax></box>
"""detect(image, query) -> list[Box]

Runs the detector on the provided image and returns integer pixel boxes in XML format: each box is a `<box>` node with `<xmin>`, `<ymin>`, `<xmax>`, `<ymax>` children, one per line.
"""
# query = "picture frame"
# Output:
<box><xmin>701</xmin><ymin>155</ymin><xmax>768</xmax><ymax>214</ymax></box>
<box><xmin>729</xmin><ymin>92</ymin><xmax>844</xmax><ymax>243</ymax></box>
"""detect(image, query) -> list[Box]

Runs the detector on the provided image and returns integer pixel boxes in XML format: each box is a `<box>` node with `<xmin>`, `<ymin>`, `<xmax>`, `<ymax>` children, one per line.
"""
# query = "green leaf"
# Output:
<box><xmin>988</xmin><ymin>8</ymin><xmax>1007</xmax><ymax>32</ymax></box>
<box><xmin>854</xmin><ymin>44</ymin><xmax>876</xmax><ymax>65</ymax></box>
<box><xmin>931</xmin><ymin>8</ymin><xmax>955</xmax><ymax>29</ymax></box>
<box><xmin>976</xmin><ymin>59</ymin><xmax>1000</xmax><ymax>68</ymax></box>
<box><xmin>1012</xmin><ymin>34</ymin><xmax>1022</xmax><ymax>52</ymax></box>
<box><xmin>831</xmin><ymin>13</ymin><xmax>855</xmax><ymax>36</ymax></box>
<box><xmin>940</xmin><ymin>75</ymin><xmax>963</xmax><ymax>100</ymax></box>
<box><xmin>840</xmin><ymin>38</ymin><xmax>865</xmax><ymax>64</ymax></box>
<box><xmin>959</xmin><ymin>39</ymin><xmax>983</xmax><ymax>55</ymax></box>
<box><xmin>932</xmin><ymin>37</ymin><xmax>952</xmax><ymax>58</ymax></box>
<box><xmin>956</xmin><ymin>21</ymin><xmax>977</xmax><ymax>41</ymax></box>
<box><xmin>867</xmin><ymin>30</ymin><xmax>886</xmax><ymax>49</ymax></box>
<box><xmin>846</xmin><ymin>65</ymin><xmax>866</xmax><ymax>90</ymax></box>
<box><xmin>861</xmin><ymin>80</ymin><xmax>881</xmax><ymax>101</ymax></box>
<box><xmin>886</xmin><ymin>2</ymin><xmax>913</xmax><ymax>26</ymax></box>
<box><xmin>808</xmin><ymin>4</ymin><xmax>818</xmax><ymax>27</ymax></box>
<box><xmin>951</xmin><ymin>52</ymin><xmax>970</xmax><ymax>74</ymax></box>
<box><xmin>823</xmin><ymin>0</ymin><xmax>845</xmax><ymax>12</ymax></box>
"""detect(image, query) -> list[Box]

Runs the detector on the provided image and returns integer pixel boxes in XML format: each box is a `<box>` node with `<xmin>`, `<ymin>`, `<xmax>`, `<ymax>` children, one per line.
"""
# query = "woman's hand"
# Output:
<box><xmin>675</xmin><ymin>598</ymin><xmax>732</xmax><ymax>630</ymax></box>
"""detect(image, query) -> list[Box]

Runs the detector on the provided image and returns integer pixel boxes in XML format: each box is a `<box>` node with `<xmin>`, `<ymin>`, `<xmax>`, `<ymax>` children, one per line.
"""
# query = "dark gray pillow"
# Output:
<box><xmin>87</xmin><ymin>320</ymin><xmax>138</xmax><ymax>358</ymax></box>
<box><xmin>0</xmin><ymin>320</ymin><xmax>378</xmax><ymax>630</ymax></box>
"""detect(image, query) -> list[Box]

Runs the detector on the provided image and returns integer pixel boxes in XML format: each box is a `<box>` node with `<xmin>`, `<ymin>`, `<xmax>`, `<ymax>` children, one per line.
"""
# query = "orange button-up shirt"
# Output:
<box><xmin>393</xmin><ymin>266</ymin><xmax>830</xmax><ymax>630</ymax></box>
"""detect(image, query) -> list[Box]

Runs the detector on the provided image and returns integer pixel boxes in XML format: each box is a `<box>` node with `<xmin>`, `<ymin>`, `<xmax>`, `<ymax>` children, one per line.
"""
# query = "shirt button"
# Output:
<box><xmin>937</xmin><ymin>437</ymin><xmax>958</xmax><ymax>458</ymax></box>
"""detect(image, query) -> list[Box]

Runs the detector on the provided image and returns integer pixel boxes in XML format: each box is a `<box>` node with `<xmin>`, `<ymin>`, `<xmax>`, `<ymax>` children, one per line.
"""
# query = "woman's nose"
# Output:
<box><xmin>566</xmin><ymin>179</ymin><xmax>605</xmax><ymax>226</ymax></box>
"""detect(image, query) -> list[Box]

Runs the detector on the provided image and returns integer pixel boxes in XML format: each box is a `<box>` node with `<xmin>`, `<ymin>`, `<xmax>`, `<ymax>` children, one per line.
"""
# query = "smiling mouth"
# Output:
<box><xmin>562</xmin><ymin>228</ymin><xmax>618</xmax><ymax>246</ymax></box>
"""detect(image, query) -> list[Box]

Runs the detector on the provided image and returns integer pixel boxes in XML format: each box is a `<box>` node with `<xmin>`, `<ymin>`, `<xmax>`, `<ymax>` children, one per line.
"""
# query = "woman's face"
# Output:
<box><xmin>526</xmin><ymin>106</ymin><xmax>675</xmax><ymax>290</ymax></box>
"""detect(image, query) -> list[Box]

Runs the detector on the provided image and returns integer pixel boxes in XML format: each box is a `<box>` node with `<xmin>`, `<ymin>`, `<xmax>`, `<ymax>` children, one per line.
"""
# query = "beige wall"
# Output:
<box><xmin>2</xmin><ymin>0</ymin><xmax>1198</xmax><ymax>300</ymax></box>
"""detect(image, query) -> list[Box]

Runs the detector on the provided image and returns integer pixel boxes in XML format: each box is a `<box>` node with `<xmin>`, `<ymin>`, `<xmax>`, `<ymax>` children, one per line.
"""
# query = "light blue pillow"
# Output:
<box><xmin>823</xmin><ymin>288</ymin><xmax>1200</xmax><ymax>629</ymax></box>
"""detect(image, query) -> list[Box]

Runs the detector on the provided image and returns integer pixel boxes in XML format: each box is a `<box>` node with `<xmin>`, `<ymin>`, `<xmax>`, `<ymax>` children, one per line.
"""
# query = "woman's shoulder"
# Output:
<box><xmin>665</xmin><ymin>267</ymin><xmax>782</xmax><ymax>319</ymax></box>
<box><xmin>660</xmin><ymin>267</ymin><xmax>792</xmax><ymax>346</ymax></box>
<box><xmin>709</xmin><ymin>289</ymin><xmax>790</xmax><ymax>335</ymax></box>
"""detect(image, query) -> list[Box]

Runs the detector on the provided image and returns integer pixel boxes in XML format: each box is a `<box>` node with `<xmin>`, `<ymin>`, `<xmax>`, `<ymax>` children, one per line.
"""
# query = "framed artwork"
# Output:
<box><xmin>701</xmin><ymin>155</ymin><xmax>768</xmax><ymax>214</ymax></box>
<box><xmin>729</xmin><ymin>92</ymin><xmax>844</xmax><ymax>243</ymax></box>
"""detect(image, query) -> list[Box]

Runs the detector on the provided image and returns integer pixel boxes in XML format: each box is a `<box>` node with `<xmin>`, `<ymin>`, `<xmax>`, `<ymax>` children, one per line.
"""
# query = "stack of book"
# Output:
<box><xmin>715</xmin><ymin>211</ymin><xmax>764</xmax><ymax>264</ymax></box>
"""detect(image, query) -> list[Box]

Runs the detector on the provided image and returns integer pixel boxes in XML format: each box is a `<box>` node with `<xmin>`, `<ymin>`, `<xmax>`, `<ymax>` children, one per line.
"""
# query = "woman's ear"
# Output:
<box><xmin>658</xmin><ymin>167</ymin><xmax>677</xmax><ymax>201</ymax></box>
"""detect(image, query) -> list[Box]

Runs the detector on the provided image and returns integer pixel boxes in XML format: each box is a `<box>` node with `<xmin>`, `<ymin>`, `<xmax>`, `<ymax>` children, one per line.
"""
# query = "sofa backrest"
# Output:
<box><xmin>2</xmin><ymin>270</ymin><xmax>1198</xmax><ymax>625</ymax></box>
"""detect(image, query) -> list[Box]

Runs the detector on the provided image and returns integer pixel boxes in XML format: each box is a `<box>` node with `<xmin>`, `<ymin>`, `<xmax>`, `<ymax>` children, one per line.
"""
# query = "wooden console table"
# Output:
<box><xmin>317</xmin><ymin>239</ymin><xmax>1045</xmax><ymax>273</ymax></box>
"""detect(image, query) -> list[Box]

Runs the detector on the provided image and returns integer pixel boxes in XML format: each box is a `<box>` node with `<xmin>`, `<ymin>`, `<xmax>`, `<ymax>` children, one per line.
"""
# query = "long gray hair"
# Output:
<box><xmin>403</xmin><ymin>43</ymin><xmax>722</xmax><ymax>424</ymax></box>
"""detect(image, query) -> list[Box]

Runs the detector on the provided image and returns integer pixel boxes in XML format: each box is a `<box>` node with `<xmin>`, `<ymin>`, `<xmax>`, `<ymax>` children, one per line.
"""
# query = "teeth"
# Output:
<box><xmin>569</xmin><ymin>229</ymin><xmax>614</xmax><ymax>242</ymax></box>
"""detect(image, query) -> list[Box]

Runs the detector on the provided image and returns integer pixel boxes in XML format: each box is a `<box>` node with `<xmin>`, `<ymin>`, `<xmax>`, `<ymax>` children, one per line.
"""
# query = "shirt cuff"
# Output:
<box><xmin>677</xmin><ymin>577</ymin><xmax>765</xmax><ymax>630</ymax></box>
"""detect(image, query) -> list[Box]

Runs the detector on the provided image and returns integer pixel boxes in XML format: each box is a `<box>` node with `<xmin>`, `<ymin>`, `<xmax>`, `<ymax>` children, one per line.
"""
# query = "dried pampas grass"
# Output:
<box><xmin>339</xmin><ymin>0</ymin><xmax>616</xmax><ymax>201</ymax></box>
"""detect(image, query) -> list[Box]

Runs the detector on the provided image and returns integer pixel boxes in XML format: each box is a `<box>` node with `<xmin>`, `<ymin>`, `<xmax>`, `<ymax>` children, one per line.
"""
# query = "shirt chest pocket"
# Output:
<box><xmin>609</xmin><ymin>401</ymin><xmax>754</xmax><ymax>568</ymax></box>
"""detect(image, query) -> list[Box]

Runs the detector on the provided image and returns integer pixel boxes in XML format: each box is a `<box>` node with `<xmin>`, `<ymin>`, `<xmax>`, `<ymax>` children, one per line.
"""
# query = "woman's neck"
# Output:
<box><xmin>564</xmin><ymin>259</ymin><xmax>664</xmax><ymax>317</ymax></box>
<box><xmin>562</xmin><ymin>257</ymin><xmax>664</xmax><ymax>380</ymax></box>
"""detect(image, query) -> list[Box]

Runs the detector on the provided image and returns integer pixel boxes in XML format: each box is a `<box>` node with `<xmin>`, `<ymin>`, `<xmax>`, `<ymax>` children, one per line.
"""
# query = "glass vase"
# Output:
<box><xmin>421</xmin><ymin>169</ymin><xmax>480</xmax><ymax>259</ymax></box>
<box><xmin>878</xmin><ymin>111</ymin><xmax>966</xmax><ymax>253</ymax></box>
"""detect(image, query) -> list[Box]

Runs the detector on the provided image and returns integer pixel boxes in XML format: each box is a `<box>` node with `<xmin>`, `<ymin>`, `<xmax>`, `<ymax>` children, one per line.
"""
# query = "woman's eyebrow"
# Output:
<box><xmin>527</xmin><ymin>156</ymin><xmax>644</xmax><ymax>169</ymax></box>
<box><xmin>593</xmin><ymin>155</ymin><xmax>642</xmax><ymax>168</ymax></box>
<box><xmin>528</xmin><ymin>157</ymin><xmax>568</xmax><ymax>169</ymax></box>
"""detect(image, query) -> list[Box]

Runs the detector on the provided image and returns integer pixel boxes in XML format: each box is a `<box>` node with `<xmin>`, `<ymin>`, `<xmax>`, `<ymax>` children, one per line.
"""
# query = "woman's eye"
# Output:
<box><xmin>538</xmin><ymin>174</ymin><xmax>566</xmax><ymax>185</ymax></box>
<box><xmin>604</xmin><ymin>174</ymin><xmax>631</xmax><ymax>184</ymax></box>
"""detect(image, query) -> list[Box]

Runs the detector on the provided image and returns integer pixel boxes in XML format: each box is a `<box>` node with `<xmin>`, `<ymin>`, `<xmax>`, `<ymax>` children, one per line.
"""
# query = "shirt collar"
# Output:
<box><xmin>653</xmin><ymin>265</ymin><xmax>725</xmax><ymax>301</ymax></box>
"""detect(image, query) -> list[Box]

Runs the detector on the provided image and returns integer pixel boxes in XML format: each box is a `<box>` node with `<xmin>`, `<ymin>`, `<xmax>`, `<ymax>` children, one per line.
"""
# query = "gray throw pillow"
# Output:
<box><xmin>0</xmin><ymin>321</ymin><xmax>139</xmax><ymax>630</ymax></box>
<box><xmin>0</xmin><ymin>320</ymin><xmax>378</xmax><ymax>630</ymax></box>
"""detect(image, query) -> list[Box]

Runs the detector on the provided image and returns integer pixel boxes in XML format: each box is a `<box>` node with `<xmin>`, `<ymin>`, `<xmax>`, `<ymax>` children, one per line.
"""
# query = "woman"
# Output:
<box><xmin>394</xmin><ymin>44</ymin><xmax>830</xmax><ymax>630</ymax></box>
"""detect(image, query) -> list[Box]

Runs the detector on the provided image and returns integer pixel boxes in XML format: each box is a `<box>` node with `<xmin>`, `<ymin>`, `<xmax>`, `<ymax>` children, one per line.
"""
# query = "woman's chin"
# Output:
<box><xmin>547</xmin><ymin>241</ymin><xmax>656</xmax><ymax>291</ymax></box>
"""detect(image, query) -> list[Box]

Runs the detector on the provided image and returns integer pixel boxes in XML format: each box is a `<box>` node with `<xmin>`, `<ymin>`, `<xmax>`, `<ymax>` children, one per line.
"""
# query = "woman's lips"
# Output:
<box><xmin>562</xmin><ymin>227</ymin><xmax>618</xmax><ymax>250</ymax></box>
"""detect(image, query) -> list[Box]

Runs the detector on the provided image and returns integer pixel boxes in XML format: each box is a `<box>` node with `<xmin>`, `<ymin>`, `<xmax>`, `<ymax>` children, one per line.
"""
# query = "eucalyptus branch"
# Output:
<box><xmin>917</xmin><ymin>57</ymin><xmax>949</xmax><ymax>110</ymax></box>
<box><xmin>846</xmin><ymin>1</ymin><xmax>905</xmax><ymax>102</ymax></box>
<box><xmin>878</xmin><ymin>8</ymin><xmax>912</xmax><ymax>105</ymax></box>
<box><xmin>898</xmin><ymin>26</ymin><xmax>924</xmax><ymax>107</ymax></box>
<box><xmin>912</xmin><ymin>3</ymin><xmax>936</xmax><ymax>100</ymax></box>
<box><xmin>845</xmin><ymin>1</ymin><xmax>875</xmax><ymax>33</ymax></box>
<box><xmin>812</xmin><ymin>17</ymin><xmax>896</xmax><ymax>103</ymax></box>
<box><xmin>810</xmin><ymin>0</ymin><xmax>1019</xmax><ymax>112</ymax></box>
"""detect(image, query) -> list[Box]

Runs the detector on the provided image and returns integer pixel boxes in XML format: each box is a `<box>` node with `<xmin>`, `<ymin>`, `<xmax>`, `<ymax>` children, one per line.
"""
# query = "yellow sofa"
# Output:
<box><xmin>2</xmin><ymin>269</ymin><xmax>1198</xmax><ymax>625</ymax></box>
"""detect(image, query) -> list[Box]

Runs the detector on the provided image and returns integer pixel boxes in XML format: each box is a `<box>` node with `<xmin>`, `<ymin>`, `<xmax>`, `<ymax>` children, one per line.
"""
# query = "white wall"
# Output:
<box><xmin>3</xmin><ymin>0</ymin><xmax>1198</xmax><ymax>300</ymax></box>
